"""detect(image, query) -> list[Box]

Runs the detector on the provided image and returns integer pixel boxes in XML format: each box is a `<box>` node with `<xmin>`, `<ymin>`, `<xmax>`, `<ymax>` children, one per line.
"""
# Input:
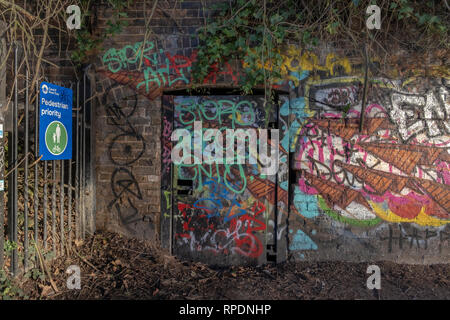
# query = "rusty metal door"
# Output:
<box><xmin>162</xmin><ymin>95</ymin><xmax>283</xmax><ymax>266</ymax></box>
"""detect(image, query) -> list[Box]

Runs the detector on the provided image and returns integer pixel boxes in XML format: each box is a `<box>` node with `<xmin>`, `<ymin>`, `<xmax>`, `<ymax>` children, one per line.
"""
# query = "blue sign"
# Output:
<box><xmin>39</xmin><ymin>82</ymin><xmax>72</xmax><ymax>160</ymax></box>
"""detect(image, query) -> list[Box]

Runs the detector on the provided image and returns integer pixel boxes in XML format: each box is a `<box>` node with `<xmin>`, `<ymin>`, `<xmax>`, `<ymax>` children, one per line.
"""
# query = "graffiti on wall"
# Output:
<box><xmin>165</xmin><ymin>95</ymin><xmax>287</xmax><ymax>261</ymax></box>
<box><xmin>100</xmin><ymin>83</ymin><xmax>153</xmax><ymax>233</ymax></box>
<box><xmin>290</xmin><ymin>76</ymin><xmax>450</xmax><ymax>257</ymax></box>
<box><xmin>97</xmin><ymin>37</ymin><xmax>450</xmax><ymax>261</ymax></box>
<box><xmin>162</xmin><ymin>115</ymin><xmax>173</xmax><ymax>174</ymax></box>
<box><xmin>243</xmin><ymin>43</ymin><xmax>450</xmax><ymax>258</ymax></box>
<box><xmin>379</xmin><ymin>223</ymin><xmax>450</xmax><ymax>253</ymax></box>
<box><xmin>100</xmin><ymin>41</ymin><xmax>240</xmax><ymax>101</ymax></box>
<box><xmin>175</xmin><ymin>178</ymin><xmax>267</xmax><ymax>258</ymax></box>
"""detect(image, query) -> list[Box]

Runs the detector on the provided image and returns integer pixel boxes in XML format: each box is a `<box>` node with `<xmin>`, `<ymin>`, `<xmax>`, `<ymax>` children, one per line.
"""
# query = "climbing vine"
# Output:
<box><xmin>193</xmin><ymin>0</ymin><xmax>296</xmax><ymax>93</ymax></box>
<box><xmin>70</xmin><ymin>0</ymin><xmax>131</xmax><ymax>65</ymax></box>
<box><xmin>192</xmin><ymin>0</ymin><xmax>449</xmax><ymax>90</ymax></box>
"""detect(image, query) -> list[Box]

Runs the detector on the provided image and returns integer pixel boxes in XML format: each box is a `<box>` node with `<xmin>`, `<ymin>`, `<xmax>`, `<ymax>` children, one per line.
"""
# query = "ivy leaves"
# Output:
<box><xmin>193</xmin><ymin>0</ymin><xmax>448</xmax><ymax>91</ymax></box>
<box><xmin>71</xmin><ymin>0</ymin><xmax>130</xmax><ymax>65</ymax></box>
<box><xmin>193</xmin><ymin>0</ymin><xmax>297</xmax><ymax>93</ymax></box>
<box><xmin>389</xmin><ymin>0</ymin><xmax>448</xmax><ymax>35</ymax></box>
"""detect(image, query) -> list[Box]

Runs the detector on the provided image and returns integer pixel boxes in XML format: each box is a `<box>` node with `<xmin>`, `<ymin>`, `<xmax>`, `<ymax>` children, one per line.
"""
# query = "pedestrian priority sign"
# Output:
<box><xmin>39</xmin><ymin>82</ymin><xmax>72</xmax><ymax>160</ymax></box>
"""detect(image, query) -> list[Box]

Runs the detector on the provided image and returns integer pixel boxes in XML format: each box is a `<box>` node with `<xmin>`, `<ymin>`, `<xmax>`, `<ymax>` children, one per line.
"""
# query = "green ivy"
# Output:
<box><xmin>0</xmin><ymin>270</ymin><xmax>27</xmax><ymax>300</ymax></box>
<box><xmin>4</xmin><ymin>240</ymin><xmax>18</xmax><ymax>256</ymax></box>
<box><xmin>192</xmin><ymin>0</ymin><xmax>303</xmax><ymax>94</ymax></box>
<box><xmin>391</xmin><ymin>0</ymin><xmax>448</xmax><ymax>35</ymax></box>
<box><xmin>192</xmin><ymin>0</ymin><xmax>449</xmax><ymax>90</ymax></box>
<box><xmin>0</xmin><ymin>241</ymin><xmax>26</xmax><ymax>300</ymax></box>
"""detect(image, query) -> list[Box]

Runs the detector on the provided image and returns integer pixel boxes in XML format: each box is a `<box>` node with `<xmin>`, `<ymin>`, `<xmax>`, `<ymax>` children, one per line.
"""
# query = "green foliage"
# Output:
<box><xmin>390</xmin><ymin>0</ymin><xmax>448</xmax><ymax>36</ymax></box>
<box><xmin>0</xmin><ymin>270</ymin><xmax>26</xmax><ymax>300</ymax></box>
<box><xmin>24</xmin><ymin>268</ymin><xmax>45</xmax><ymax>281</ymax></box>
<box><xmin>4</xmin><ymin>240</ymin><xmax>18</xmax><ymax>256</ymax></box>
<box><xmin>0</xmin><ymin>240</ymin><xmax>42</xmax><ymax>299</ymax></box>
<box><xmin>192</xmin><ymin>0</ymin><xmax>449</xmax><ymax>90</ymax></box>
<box><xmin>341</xmin><ymin>103</ymin><xmax>351</xmax><ymax>118</ymax></box>
<box><xmin>71</xmin><ymin>29</ymin><xmax>103</xmax><ymax>64</ymax></box>
<box><xmin>326</xmin><ymin>21</ymin><xmax>340</xmax><ymax>35</ymax></box>
<box><xmin>44</xmin><ymin>250</ymin><xmax>56</xmax><ymax>261</ymax></box>
<box><xmin>70</xmin><ymin>0</ymin><xmax>131</xmax><ymax>65</ymax></box>
<box><xmin>193</xmin><ymin>0</ymin><xmax>301</xmax><ymax>93</ymax></box>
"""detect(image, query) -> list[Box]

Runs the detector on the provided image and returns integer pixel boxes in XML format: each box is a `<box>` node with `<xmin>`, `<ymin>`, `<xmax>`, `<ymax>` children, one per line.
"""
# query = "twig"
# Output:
<box><xmin>0</xmin><ymin>0</ymin><xmax>35</xmax><ymax>20</ymax></box>
<box><xmin>4</xmin><ymin>152</ymin><xmax>31</xmax><ymax>178</ymax></box>
<box><xmin>35</xmin><ymin>241</ymin><xmax>59</xmax><ymax>293</ymax></box>
<box><xmin>73</xmin><ymin>249</ymin><xmax>103</xmax><ymax>274</ymax></box>
<box><xmin>137</xmin><ymin>0</ymin><xmax>158</xmax><ymax>71</ymax></box>
<box><xmin>28</xmin><ymin>155</ymin><xmax>43</xmax><ymax>170</ymax></box>
<box><xmin>359</xmin><ymin>42</ymin><xmax>369</xmax><ymax>133</ymax></box>
<box><xmin>29</xmin><ymin>2</ymin><xmax>51</xmax><ymax>96</ymax></box>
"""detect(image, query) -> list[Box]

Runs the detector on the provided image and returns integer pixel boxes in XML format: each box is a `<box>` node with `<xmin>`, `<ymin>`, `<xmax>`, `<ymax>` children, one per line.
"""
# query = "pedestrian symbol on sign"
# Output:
<box><xmin>45</xmin><ymin>121</ymin><xmax>68</xmax><ymax>156</ymax></box>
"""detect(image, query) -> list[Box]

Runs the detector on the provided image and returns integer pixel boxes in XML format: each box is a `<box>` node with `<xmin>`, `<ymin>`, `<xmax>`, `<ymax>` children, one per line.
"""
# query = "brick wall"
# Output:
<box><xmin>91</xmin><ymin>0</ymin><xmax>218</xmax><ymax>240</ymax></box>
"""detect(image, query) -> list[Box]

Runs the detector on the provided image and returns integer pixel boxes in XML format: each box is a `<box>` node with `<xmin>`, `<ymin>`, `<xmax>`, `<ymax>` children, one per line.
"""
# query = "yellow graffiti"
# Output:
<box><xmin>245</xmin><ymin>46</ymin><xmax>354</xmax><ymax>87</ymax></box>
<box><xmin>281</xmin><ymin>47</ymin><xmax>352</xmax><ymax>77</ymax></box>
<box><xmin>402</xmin><ymin>75</ymin><xmax>450</xmax><ymax>87</ymax></box>
<box><xmin>163</xmin><ymin>190</ymin><xmax>171</xmax><ymax>210</ymax></box>
<box><xmin>370</xmin><ymin>201</ymin><xmax>450</xmax><ymax>227</ymax></box>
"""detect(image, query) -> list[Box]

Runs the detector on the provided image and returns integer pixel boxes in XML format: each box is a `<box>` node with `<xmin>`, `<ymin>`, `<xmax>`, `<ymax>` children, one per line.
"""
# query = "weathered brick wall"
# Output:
<box><xmin>93</xmin><ymin>80</ymin><xmax>161</xmax><ymax>239</ymax></box>
<box><xmin>92</xmin><ymin>0</ymin><xmax>218</xmax><ymax>240</ymax></box>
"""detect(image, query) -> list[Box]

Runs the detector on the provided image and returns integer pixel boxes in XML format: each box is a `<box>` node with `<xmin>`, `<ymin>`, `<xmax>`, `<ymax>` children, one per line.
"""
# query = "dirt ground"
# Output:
<box><xmin>21</xmin><ymin>231</ymin><xmax>450</xmax><ymax>300</ymax></box>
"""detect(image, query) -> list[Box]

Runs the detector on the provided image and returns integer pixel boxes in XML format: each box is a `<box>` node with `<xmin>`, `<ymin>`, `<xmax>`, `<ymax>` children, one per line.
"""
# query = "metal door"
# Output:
<box><xmin>162</xmin><ymin>95</ymin><xmax>282</xmax><ymax>266</ymax></box>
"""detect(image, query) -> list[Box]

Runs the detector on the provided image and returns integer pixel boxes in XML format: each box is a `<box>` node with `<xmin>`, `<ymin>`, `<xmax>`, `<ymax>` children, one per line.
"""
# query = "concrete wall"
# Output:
<box><xmin>91</xmin><ymin>0</ymin><xmax>449</xmax><ymax>264</ymax></box>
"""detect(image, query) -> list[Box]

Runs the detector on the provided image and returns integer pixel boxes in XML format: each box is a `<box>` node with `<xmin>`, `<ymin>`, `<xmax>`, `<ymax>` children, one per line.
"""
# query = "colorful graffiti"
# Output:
<box><xmin>295</xmin><ymin>84</ymin><xmax>449</xmax><ymax>219</ymax></box>
<box><xmin>175</xmin><ymin>178</ymin><xmax>266</xmax><ymax>258</ymax></box>
<box><xmin>100</xmin><ymin>41</ymin><xmax>240</xmax><ymax>100</ymax></box>
<box><xmin>249</xmin><ymin>46</ymin><xmax>354</xmax><ymax>89</ymax></box>
<box><xmin>166</xmin><ymin>95</ymin><xmax>286</xmax><ymax>262</ymax></box>
<box><xmin>97</xmin><ymin>37</ymin><xmax>449</xmax><ymax>262</ymax></box>
<box><xmin>288</xmin><ymin>76</ymin><xmax>450</xmax><ymax>258</ymax></box>
<box><xmin>162</xmin><ymin>115</ymin><xmax>173</xmax><ymax>174</ymax></box>
<box><xmin>250</xmin><ymin>45</ymin><xmax>450</xmax><ymax>259</ymax></box>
